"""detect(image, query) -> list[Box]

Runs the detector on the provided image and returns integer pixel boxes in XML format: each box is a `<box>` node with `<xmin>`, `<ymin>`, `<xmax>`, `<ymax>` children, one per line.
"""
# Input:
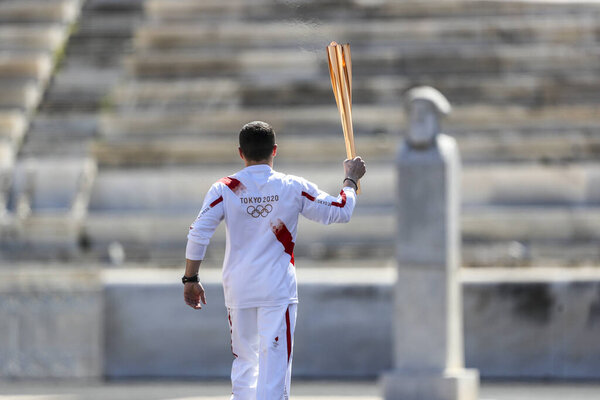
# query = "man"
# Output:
<box><xmin>183</xmin><ymin>121</ymin><xmax>366</xmax><ymax>400</ymax></box>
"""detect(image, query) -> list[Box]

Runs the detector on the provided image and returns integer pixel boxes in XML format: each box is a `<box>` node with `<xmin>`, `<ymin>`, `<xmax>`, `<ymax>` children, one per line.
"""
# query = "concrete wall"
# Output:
<box><xmin>103</xmin><ymin>268</ymin><xmax>600</xmax><ymax>380</ymax></box>
<box><xmin>0</xmin><ymin>269</ymin><xmax>103</xmax><ymax>379</ymax></box>
<box><xmin>103</xmin><ymin>268</ymin><xmax>393</xmax><ymax>379</ymax></box>
<box><xmin>2</xmin><ymin>267</ymin><xmax>597</xmax><ymax>380</ymax></box>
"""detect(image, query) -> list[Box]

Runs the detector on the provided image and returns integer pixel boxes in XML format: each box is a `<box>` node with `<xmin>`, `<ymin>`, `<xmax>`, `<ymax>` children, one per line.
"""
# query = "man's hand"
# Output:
<box><xmin>344</xmin><ymin>156</ymin><xmax>366</xmax><ymax>182</ymax></box>
<box><xmin>184</xmin><ymin>282</ymin><xmax>207</xmax><ymax>310</ymax></box>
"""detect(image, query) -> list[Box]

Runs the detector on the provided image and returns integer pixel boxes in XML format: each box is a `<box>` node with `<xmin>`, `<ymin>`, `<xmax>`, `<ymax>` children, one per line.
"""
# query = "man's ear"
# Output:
<box><xmin>238</xmin><ymin>147</ymin><xmax>245</xmax><ymax>160</ymax></box>
<box><xmin>272</xmin><ymin>144</ymin><xmax>278</xmax><ymax>157</ymax></box>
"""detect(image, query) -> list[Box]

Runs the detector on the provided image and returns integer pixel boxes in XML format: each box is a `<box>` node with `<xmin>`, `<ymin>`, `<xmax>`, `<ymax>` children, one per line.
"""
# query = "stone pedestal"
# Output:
<box><xmin>382</xmin><ymin>369</ymin><xmax>479</xmax><ymax>400</ymax></box>
<box><xmin>382</xmin><ymin>125</ymin><xmax>479</xmax><ymax>399</ymax></box>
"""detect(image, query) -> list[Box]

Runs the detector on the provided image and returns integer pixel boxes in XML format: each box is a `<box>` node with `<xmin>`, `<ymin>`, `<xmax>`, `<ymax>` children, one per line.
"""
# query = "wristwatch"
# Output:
<box><xmin>182</xmin><ymin>274</ymin><xmax>199</xmax><ymax>284</ymax></box>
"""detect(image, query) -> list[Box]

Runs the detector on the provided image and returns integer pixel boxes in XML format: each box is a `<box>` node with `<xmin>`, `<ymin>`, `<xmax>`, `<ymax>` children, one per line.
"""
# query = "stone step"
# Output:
<box><xmin>99</xmin><ymin>105</ymin><xmax>600</xmax><ymax>137</ymax></box>
<box><xmin>83</xmin><ymin>0</ymin><xmax>144</xmax><ymax>13</ymax></box>
<box><xmin>93</xmin><ymin>125</ymin><xmax>600</xmax><ymax>166</ymax></box>
<box><xmin>87</xmin><ymin>163</ymin><xmax>600</xmax><ymax>213</ymax></box>
<box><xmin>56</xmin><ymin>10</ymin><xmax>140</xmax><ymax>67</ymax></box>
<box><xmin>8</xmin><ymin>157</ymin><xmax>97</xmax><ymax>213</ymax></box>
<box><xmin>91</xmin><ymin>129</ymin><xmax>600</xmax><ymax>166</ymax></box>
<box><xmin>96</xmin><ymin>105</ymin><xmax>600</xmax><ymax>164</ymax></box>
<box><xmin>27</xmin><ymin>113</ymin><xmax>98</xmax><ymax>139</ymax></box>
<box><xmin>0</xmin><ymin>25</ymin><xmax>67</xmax><ymax>52</ymax></box>
<box><xmin>125</xmin><ymin>46</ymin><xmax>600</xmax><ymax>79</ymax></box>
<box><xmin>39</xmin><ymin>90</ymin><xmax>107</xmax><ymax>113</ymax></box>
<box><xmin>19</xmin><ymin>138</ymin><xmax>94</xmax><ymax>158</ymax></box>
<box><xmin>0</xmin><ymin>53</ymin><xmax>52</xmax><ymax>81</ymax></box>
<box><xmin>145</xmin><ymin>0</ymin><xmax>600</xmax><ymax>22</ymax></box>
<box><xmin>135</xmin><ymin>16</ymin><xmax>600</xmax><ymax>52</ymax></box>
<box><xmin>0</xmin><ymin>0</ymin><xmax>81</xmax><ymax>24</ymax></box>
<box><xmin>0</xmin><ymin>81</ymin><xmax>41</xmax><ymax>111</ymax></box>
<box><xmin>25</xmin><ymin>113</ymin><xmax>98</xmax><ymax>156</ymax></box>
<box><xmin>462</xmin><ymin>240</ymin><xmax>600</xmax><ymax>267</ymax></box>
<box><xmin>463</xmin><ymin>206</ymin><xmax>600</xmax><ymax>241</ymax></box>
<box><xmin>83</xmin><ymin>206</ymin><xmax>600</xmax><ymax>265</ymax></box>
<box><xmin>0</xmin><ymin>141</ymin><xmax>16</xmax><ymax>171</ymax></box>
<box><xmin>109</xmin><ymin>74</ymin><xmax>600</xmax><ymax>109</ymax></box>
<box><xmin>0</xmin><ymin>111</ymin><xmax>26</xmax><ymax>146</ymax></box>
<box><xmin>39</xmin><ymin>67</ymin><xmax>122</xmax><ymax>113</ymax></box>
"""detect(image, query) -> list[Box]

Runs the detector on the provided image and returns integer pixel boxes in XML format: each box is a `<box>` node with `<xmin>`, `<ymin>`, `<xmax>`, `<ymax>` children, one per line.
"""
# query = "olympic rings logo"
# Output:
<box><xmin>247</xmin><ymin>204</ymin><xmax>273</xmax><ymax>218</ymax></box>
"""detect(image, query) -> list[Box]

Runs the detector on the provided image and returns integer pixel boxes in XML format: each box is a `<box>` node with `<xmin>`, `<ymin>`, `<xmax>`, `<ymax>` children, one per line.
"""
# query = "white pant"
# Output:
<box><xmin>228</xmin><ymin>304</ymin><xmax>297</xmax><ymax>400</ymax></box>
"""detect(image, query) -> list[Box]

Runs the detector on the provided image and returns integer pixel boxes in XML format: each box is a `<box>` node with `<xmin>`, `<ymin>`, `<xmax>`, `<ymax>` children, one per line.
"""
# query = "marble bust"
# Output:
<box><xmin>404</xmin><ymin>86</ymin><xmax>451</xmax><ymax>149</ymax></box>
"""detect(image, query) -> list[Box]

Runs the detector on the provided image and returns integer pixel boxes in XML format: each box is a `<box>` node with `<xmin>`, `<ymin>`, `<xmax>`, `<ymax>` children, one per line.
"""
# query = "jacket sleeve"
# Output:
<box><xmin>299</xmin><ymin>179</ymin><xmax>357</xmax><ymax>225</ymax></box>
<box><xmin>186</xmin><ymin>183</ymin><xmax>224</xmax><ymax>260</ymax></box>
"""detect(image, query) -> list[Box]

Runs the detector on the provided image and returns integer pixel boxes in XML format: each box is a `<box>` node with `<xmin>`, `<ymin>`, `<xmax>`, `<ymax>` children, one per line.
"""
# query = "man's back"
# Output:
<box><xmin>188</xmin><ymin>164</ymin><xmax>357</xmax><ymax>309</ymax></box>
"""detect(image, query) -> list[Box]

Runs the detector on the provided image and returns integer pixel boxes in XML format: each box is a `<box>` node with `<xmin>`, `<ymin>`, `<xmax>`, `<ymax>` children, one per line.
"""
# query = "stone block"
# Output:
<box><xmin>74</xmin><ymin>163</ymin><xmax>600</xmax><ymax>214</ymax></box>
<box><xmin>381</xmin><ymin>369</ymin><xmax>479</xmax><ymax>400</ymax></box>
<box><xmin>98</xmin><ymin>106</ymin><xmax>402</xmax><ymax>138</ymax></box>
<box><xmin>99</xmin><ymin>104</ymin><xmax>599</xmax><ymax>140</ymax></box>
<box><xmin>145</xmin><ymin>0</ymin><xmax>600</xmax><ymax>22</ymax></box>
<box><xmin>0</xmin><ymin>269</ymin><xmax>103</xmax><ymax>379</ymax></box>
<box><xmin>0</xmin><ymin>141</ymin><xmax>15</xmax><ymax>171</ymax></box>
<box><xmin>104</xmin><ymin>276</ymin><xmax>232</xmax><ymax>378</ymax></box>
<box><xmin>462</xmin><ymin>164</ymin><xmax>600</xmax><ymax>206</ymax></box>
<box><xmin>83</xmin><ymin>206</ymin><xmax>600</xmax><ymax>265</ymax></box>
<box><xmin>92</xmin><ymin>127</ymin><xmax>600</xmax><ymax>166</ymax></box>
<box><xmin>102</xmin><ymin>267</ymin><xmax>600</xmax><ymax>379</ymax></box>
<box><xmin>0</xmin><ymin>0</ymin><xmax>80</xmax><ymax>24</ymax></box>
<box><xmin>134</xmin><ymin>17</ymin><xmax>600</xmax><ymax>53</ymax></box>
<box><xmin>28</xmin><ymin>114</ymin><xmax>98</xmax><ymax>139</ymax></box>
<box><xmin>103</xmin><ymin>268</ymin><xmax>393</xmax><ymax>378</ymax></box>
<box><xmin>125</xmin><ymin>51</ymin><xmax>318</xmax><ymax>80</ymax></box>
<box><xmin>109</xmin><ymin>74</ymin><xmax>600</xmax><ymax>111</ymax></box>
<box><xmin>0</xmin><ymin>54</ymin><xmax>52</xmax><ymax>81</ymax></box>
<box><xmin>0</xmin><ymin>26</ymin><xmax>66</xmax><ymax>52</ymax></box>
<box><xmin>462</xmin><ymin>206</ymin><xmax>600</xmax><ymax>241</ymax></box>
<box><xmin>0</xmin><ymin>81</ymin><xmax>41</xmax><ymax>111</ymax></box>
<box><xmin>462</xmin><ymin>268</ymin><xmax>600</xmax><ymax>379</ymax></box>
<box><xmin>0</xmin><ymin>111</ymin><xmax>26</xmax><ymax>145</ymax></box>
<box><xmin>125</xmin><ymin>46</ymin><xmax>600</xmax><ymax>79</ymax></box>
<box><xmin>88</xmin><ymin>164</ymin><xmax>391</xmax><ymax>213</ymax></box>
<box><xmin>10</xmin><ymin>158</ymin><xmax>97</xmax><ymax>212</ymax></box>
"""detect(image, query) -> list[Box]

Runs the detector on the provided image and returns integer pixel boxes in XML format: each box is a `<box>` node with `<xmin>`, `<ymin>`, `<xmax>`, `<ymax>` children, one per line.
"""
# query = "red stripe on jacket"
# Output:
<box><xmin>331</xmin><ymin>190</ymin><xmax>347</xmax><ymax>208</ymax></box>
<box><xmin>301</xmin><ymin>191</ymin><xmax>316</xmax><ymax>201</ymax></box>
<box><xmin>302</xmin><ymin>190</ymin><xmax>347</xmax><ymax>208</ymax></box>
<box><xmin>271</xmin><ymin>220</ymin><xmax>295</xmax><ymax>266</ymax></box>
<box><xmin>209</xmin><ymin>196</ymin><xmax>223</xmax><ymax>207</ymax></box>
<box><xmin>218</xmin><ymin>177</ymin><xmax>246</xmax><ymax>196</ymax></box>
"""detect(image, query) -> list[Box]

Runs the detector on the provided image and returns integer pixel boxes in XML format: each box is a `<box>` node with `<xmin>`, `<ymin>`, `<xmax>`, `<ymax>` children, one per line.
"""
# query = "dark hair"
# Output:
<box><xmin>239</xmin><ymin>121</ymin><xmax>276</xmax><ymax>161</ymax></box>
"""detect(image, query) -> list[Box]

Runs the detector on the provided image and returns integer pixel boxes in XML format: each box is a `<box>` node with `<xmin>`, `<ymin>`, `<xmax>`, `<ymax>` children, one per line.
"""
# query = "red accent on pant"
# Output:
<box><xmin>228</xmin><ymin>311</ymin><xmax>238</xmax><ymax>358</ymax></box>
<box><xmin>285</xmin><ymin>307</ymin><xmax>291</xmax><ymax>364</ymax></box>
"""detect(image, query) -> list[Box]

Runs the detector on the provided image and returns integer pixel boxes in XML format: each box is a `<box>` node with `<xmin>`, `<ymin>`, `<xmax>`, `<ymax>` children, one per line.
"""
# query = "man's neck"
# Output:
<box><xmin>245</xmin><ymin>159</ymin><xmax>273</xmax><ymax>168</ymax></box>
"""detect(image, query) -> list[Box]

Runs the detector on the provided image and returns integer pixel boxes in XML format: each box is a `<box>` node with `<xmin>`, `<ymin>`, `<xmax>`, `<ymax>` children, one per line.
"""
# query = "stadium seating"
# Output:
<box><xmin>5</xmin><ymin>0</ymin><xmax>600</xmax><ymax>267</ymax></box>
<box><xmin>0</xmin><ymin>0</ymin><xmax>85</xmax><ymax>258</ymax></box>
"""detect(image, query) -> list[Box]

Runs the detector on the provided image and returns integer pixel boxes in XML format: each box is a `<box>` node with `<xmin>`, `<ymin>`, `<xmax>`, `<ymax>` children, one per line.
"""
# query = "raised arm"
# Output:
<box><xmin>300</xmin><ymin>157</ymin><xmax>366</xmax><ymax>225</ymax></box>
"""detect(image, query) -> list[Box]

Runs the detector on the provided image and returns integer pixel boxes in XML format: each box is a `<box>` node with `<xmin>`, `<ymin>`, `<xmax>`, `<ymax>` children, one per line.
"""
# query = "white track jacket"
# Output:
<box><xmin>186</xmin><ymin>164</ymin><xmax>357</xmax><ymax>309</ymax></box>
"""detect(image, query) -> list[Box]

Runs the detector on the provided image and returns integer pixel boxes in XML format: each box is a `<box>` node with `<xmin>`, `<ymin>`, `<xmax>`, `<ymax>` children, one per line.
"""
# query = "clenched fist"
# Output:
<box><xmin>344</xmin><ymin>156</ymin><xmax>366</xmax><ymax>182</ymax></box>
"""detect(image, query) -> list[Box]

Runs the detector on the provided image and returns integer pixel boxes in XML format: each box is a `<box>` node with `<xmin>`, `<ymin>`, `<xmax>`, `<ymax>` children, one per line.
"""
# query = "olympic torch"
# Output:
<box><xmin>327</xmin><ymin>41</ymin><xmax>360</xmax><ymax>193</ymax></box>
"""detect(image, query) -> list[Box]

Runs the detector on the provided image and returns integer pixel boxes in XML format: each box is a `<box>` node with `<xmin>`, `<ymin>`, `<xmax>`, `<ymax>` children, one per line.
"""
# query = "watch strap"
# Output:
<box><xmin>182</xmin><ymin>274</ymin><xmax>199</xmax><ymax>284</ymax></box>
